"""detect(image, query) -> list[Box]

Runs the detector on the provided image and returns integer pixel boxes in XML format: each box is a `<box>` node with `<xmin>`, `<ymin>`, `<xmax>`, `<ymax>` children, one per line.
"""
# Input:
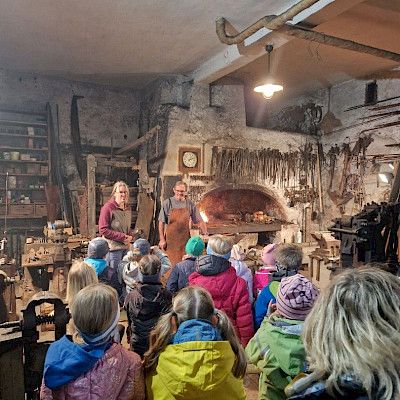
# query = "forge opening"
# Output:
<box><xmin>197</xmin><ymin>186</ymin><xmax>286</xmax><ymax>235</ymax></box>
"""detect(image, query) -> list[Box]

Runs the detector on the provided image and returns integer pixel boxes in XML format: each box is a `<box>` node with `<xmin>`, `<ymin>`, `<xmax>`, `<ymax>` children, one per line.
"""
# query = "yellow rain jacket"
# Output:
<box><xmin>146</xmin><ymin>341</ymin><xmax>246</xmax><ymax>399</ymax></box>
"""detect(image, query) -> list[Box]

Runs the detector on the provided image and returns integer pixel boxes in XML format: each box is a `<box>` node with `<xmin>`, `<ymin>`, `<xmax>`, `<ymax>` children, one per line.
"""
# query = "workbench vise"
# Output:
<box><xmin>45</xmin><ymin>219</ymin><xmax>72</xmax><ymax>244</ymax></box>
<box><xmin>329</xmin><ymin>201</ymin><xmax>400</xmax><ymax>268</ymax></box>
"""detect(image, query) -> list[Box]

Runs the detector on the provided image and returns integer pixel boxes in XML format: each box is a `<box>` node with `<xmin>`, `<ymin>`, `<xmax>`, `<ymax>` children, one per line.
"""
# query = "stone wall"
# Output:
<box><xmin>4</xmin><ymin>66</ymin><xmax>397</xmax><ymax>236</ymax></box>
<box><xmin>260</xmin><ymin>76</ymin><xmax>400</xmax><ymax>224</ymax></box>
<box><xmin>154</xmin><ymin>82</ymin><xmax>318</xmax><ymax>238</ymax></box>
<box><xmin>0</xmin><ymin>69</ymin><xmax>141</xmax><ymax>188</ymax></box>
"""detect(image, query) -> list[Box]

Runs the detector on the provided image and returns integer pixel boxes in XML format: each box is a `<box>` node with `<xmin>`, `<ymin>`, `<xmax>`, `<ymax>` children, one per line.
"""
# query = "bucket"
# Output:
<box><xmin>10</xmin><ymin>151</ymin><xmax>20</xmax><ymax>160</ymax></box>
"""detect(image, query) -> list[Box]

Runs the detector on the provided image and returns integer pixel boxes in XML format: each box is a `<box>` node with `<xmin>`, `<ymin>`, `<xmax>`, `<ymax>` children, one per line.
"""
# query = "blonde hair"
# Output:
<box><xmin>143</xmin><ymin>286</ymin><xmax>247</xmax><ymax>378</ymax></box>
<box><xmin>71</xmin><ymin>283</ymin><xmax>118</xmax><ymax>336</ymax></box>
<box><xmin>66</xmin><ymin>260</ymin><xmax>98</xmax><ymax>305</ymax></box>
<box><xmin>139</xmin><ymin>254</ymin><xmax>161</xmax><ymax>275</ymax></box>
<box><xmin>302</xmin><ymin>268</ymin><xmax>400</xmax><ymax>399</ymax></box>
<box><xmin>208</xmin><ymin>235</ymin><xmax>233</xmax><ymax>256</ymax></box>
<box><xmin>275</xmin><ymin>244</ymin><xmax>303</xmax><ymax>271</ymax></box>
<box><xmin>111</xmin><ymin>180</ymin><xmax>129</xmax><ymax>200</ymax></box>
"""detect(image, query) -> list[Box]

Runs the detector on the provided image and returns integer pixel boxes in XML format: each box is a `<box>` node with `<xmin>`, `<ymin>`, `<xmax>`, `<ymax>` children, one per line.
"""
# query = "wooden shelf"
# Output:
<box><xmin>0</xmin><ymin>173</ymin><xmax>47</xmax><ymax>177</ymax></box>
<box><xmin>0</xmin><ymin>120</ymin><xmax>47</xmax><ymax>128</ymax></box>
<box><xmin>0</xmin><ymin>159</ymin><xmax>47</xmax><ymax>164</ymax></box>
<box><xmin>0</xmin><ymin>132</ymin><xmax>47</xmax><ymax>140</ymax></box>
<box><xmin>0</xmin><ymin>215</ymin><xmax>46</xmax><ymax>219</ymax></box>
<box><xmin>6</xmin><ymin>187</ymin><xmax>45</xmax><ymax>191</ymax></box>
<box><xmin>0</xmin><ymin>146</ymin><xmax>48</xmax><ymax>152</ymax></box>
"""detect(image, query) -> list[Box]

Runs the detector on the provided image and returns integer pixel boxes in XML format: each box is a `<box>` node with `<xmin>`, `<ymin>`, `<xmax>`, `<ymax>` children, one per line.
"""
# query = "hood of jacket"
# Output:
<box><xmin>84</xmin><ymin>257</ymin><xmax>107</xmax><ymax>276</ymax></box>
<box><xmin>259</xmin><ymin>316</ymin><xmax>305</xmax><ymax>376</ymax></box>
<box><xmin>43</xmin><ymin>335</ymin><xmax>110</xmax><ymax>390</ymax></box>
<box><xmin>288</xmin><ymin>372</ymin><xmax>369</xmax><ymax>400</ymax></box>
<box><xmin>152</xmin><ymin>341</ymin><xmax>237</xmax><ymax>396</ymax></box>
<box><xmin>196</xmin><ymin>254</ymin><xmax>230</xmax><ymax>276</ymax></box>
<box><xmin>173</xmin><ymin>319</ymin><xmax>222</xmax><ymax>344</ymax></box>
<box><xmin>123</xmin><ymin>260</ymin><xmax>139</xmax><ymax>291</ymax></box>
<box><xmin>230</xmin><ymin>259</ymin><xmax>250</xmax><ymax>278</ymax></box>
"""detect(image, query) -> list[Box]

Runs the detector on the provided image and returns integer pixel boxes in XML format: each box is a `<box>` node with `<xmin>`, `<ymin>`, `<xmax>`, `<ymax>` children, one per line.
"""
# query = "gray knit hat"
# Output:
<box><xmin>132</xmin><ymin>238</ymin><xmax>151</xmax><ymax>256</ymax></box>
<box><xmin>87</xmin><ymin>238</ymin><xmax>109</xmax><ymax>259</ymax></box>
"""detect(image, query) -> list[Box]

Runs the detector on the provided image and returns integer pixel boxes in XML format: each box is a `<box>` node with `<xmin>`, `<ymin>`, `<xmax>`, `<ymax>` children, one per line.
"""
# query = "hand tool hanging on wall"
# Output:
<box><xmin>328</xmin><ymin>143</ymin><xmax>352</xmax><ymax>211</ymax></box>
<box><xmin>315</xmin><ymin>142</ymin><xmax>324</xmax><ymax>223</ymax></box>
<box><xmin>70</xmin><ymin>95</ymin><xmax>86</xmax><ymax>182</ymax></box>
<box><xmin>211</xmin><ymin>145</ymin><xmax>317</xmax><ymax>190</ymax></box>
<box><xmin>46</xmin><ymin>103</ymin><xmax>66</xmax><ymax>222</ymax></box>
<box><xmin>327</xmin><ymin>145</ymin><xmax>340</xmax><ymax>191</ymax></box>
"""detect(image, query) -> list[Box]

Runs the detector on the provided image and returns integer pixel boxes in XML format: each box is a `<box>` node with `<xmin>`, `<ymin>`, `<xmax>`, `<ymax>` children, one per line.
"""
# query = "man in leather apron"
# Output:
<box><xmin>158</xmin><ymin>181</ymin><xmax>207</xmax><ymax>268</ymax></box>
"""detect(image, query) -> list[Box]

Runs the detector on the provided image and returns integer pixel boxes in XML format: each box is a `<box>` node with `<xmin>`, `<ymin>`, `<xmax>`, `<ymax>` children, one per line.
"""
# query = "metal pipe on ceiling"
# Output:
<box><xmin>216</xmin><ymin>0</ymin><xmax>320</xmax><ymax>45</ymax></box>
<box><xmin>216</xmin><ymin>1</ymin><xmax>400</xmax><ymax>63</ymax></box>
<box><xmin>280</xmin><ymin>25</ymin><xmax>400</xmax><ymax>63</ymax></box>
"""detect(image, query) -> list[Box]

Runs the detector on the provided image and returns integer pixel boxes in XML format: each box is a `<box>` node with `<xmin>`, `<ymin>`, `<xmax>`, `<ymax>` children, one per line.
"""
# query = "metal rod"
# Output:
<box><xmin>279</xmin><ymin>25</ymin><xmax>400</xmax><ymax>63</ymax></box>
<box><xmin>4</xmin><ymin>172</ymin><xmax>8</xmax><ymax>235</ymax></box>
<box><xmin>216</xmin><ymin>0</ymin><xmax>320</xmax><ymax>45</ymax></box>
<box><xmin>216</xmin><ymin>4</ymin><xmax>400</xmax><ymax>63</ymax></box>
<box><xmin>316</xmin><ymin>142</ymin><xmax>324</xmax><ymax>223</ymax></box>
<box><xmin>328</xmin><ymin>227</ymin><xmax>358</xmax><ymax>235</ymax></box>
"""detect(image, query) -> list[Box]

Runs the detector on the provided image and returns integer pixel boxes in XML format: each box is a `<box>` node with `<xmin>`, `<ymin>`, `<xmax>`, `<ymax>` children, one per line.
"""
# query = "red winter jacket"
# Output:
<box><xmin>189</xmin><ymin>255</ymin><xmax>254</xmax><ymax>346</ymax></box>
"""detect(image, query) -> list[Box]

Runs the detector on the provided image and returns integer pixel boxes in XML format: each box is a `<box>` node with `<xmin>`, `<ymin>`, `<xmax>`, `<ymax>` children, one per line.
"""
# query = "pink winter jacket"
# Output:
<box><xmin>40</xmin><ymin>343</ymin><xmax>145</xmax><ymax>400</ymax></box>
<box><xmin>189</xmin><ymin>255</ymin><xmax>254</xmax><ymax>346</ymax></box>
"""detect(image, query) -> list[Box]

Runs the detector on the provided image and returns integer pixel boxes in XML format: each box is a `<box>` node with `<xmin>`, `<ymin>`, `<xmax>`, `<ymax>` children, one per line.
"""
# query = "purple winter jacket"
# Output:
<box><xmin>40</xmin><ymin>343</ymin><xmax>145</xmax><ymax>400</ymax></box>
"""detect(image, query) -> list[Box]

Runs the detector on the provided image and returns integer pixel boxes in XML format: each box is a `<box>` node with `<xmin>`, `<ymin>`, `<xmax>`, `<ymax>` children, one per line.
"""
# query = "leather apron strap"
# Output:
<box><xmin>165</xmin><ymin>206</ymin><xmax>191</xmax><ymax>271</ymax></box>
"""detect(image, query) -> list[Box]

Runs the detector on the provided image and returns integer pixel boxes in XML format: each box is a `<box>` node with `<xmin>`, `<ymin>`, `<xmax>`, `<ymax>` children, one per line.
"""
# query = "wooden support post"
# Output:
<box><xmin>316</xmin><ymin>259</ymin><xmax>321</xmax><ymax>282</ymax></box>
<box><xmin>115</xmin><ymin>125</ymin><xmax>160</xmax><ymax>155</ymax></box>
<box><xmin>87</xmin><ymin>155</ymin><xmax>97</xmax><ymax>238</ymax></box>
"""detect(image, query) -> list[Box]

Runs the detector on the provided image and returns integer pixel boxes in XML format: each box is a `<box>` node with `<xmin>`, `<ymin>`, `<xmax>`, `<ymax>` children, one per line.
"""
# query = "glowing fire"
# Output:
<box><xmin>200</xmin><ymin>210</ymin><xmax>209</xmax><ymax>223</ymax></box>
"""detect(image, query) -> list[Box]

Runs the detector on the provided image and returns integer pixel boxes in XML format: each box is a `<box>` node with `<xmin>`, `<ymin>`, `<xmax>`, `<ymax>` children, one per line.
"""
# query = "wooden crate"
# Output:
<box><xmin>26</xmin><ymin>164</ymin><xmax>40</xmax><ymax>175</ymax></box>
<box><xmin>9</xmin><ymin>204</ymin><xmax>34</xmax><ymax>216</ymax></box>
<box><xmin>35</xmin><ymin>203</ymin><xmax>47</xmax><ymax>217</ymax></box>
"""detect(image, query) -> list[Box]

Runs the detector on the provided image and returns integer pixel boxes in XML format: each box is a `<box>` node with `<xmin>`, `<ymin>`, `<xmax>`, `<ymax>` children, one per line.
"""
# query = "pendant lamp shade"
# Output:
<box><xmin>254</xmin><ymin>45</ymin><xmax>283</xmax><ymax>99</ymax></box>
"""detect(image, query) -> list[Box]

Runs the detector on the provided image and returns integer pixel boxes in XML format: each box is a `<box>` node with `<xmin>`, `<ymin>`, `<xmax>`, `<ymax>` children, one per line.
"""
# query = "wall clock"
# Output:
<box><xmin>178</xmin><ymin>147</ymin><xmax>201</xmax><ymax>173</ymax></box>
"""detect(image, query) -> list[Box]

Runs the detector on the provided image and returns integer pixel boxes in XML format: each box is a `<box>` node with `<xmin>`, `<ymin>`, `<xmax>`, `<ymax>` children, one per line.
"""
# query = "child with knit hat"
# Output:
<box><xmin>84</xmin><ymin>238</ymin><xmax>122</xmax><ymax>300</ymax></box>
<box><xmin>246</xmin><ymin>274</ymin><xmax>319</xmax><ymax>400</ymax></box>
<box><xmin>124</xmin><ymin>254</ymin><xmax>172</xmax><ymax>357</ymax></box>
<box><xmin>254</xmin><ymin>243</ymin><xmax>301</xmax><ymax>329</ymax></box>
<box><xmin>254</xmin><ymin>243</ymin><xmax>279</xmax><ymax>296</ymax></box>
<box><xmin>166</xmin><ymin>236</ymin><xmax>205</xmax><ymax>294</ymax></box>
<box><xmin>120</xmin><ymin>238</ymin><xmax>171</xmax><ymax>301</ymax></box>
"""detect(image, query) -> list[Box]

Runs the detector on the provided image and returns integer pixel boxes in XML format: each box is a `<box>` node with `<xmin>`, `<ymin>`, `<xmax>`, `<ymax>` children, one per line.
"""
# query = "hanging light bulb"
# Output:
<box><xmin>378</xmin><ymin>172</ymin><xmax>394</xmax><ymax>184</ymax></box>
<box><xmin>254</xmin><ymin>44</ymin><xmax>283</xmax><ymax>99</ymax></box>
<box><xmin>254</xmin><ymin>83</ymin><xmax>284</xmax><ymax>99</ymax></box>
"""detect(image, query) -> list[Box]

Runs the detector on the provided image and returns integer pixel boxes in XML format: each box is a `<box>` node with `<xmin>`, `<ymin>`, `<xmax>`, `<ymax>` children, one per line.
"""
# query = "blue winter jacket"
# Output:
<box><xmin>166</xmin><ymin>256</ymin><xmax>197</xmax><ymax>294</ymax></box>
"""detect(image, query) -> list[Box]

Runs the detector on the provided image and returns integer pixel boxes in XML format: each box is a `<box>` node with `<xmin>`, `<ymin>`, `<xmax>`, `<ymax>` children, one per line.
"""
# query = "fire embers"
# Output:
<box><xmin>252</xmin><ymin>211</ymin><xmax>275</xmax><ymax>224</ymax></box>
